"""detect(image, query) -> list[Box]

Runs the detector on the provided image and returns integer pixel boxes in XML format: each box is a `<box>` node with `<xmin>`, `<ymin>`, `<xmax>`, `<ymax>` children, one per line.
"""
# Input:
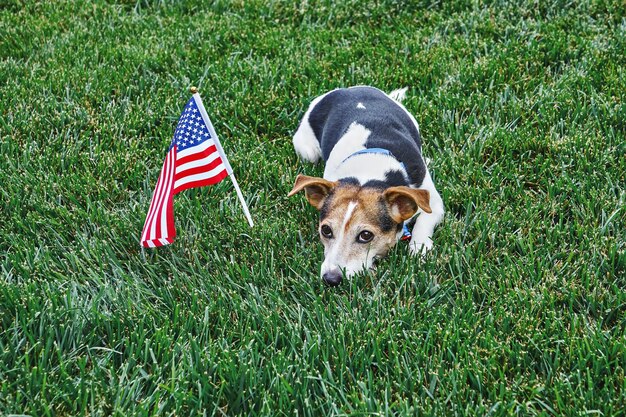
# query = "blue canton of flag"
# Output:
<box><xmin>170</xmin><ymin>98</ymin><xmax>212</xmax><ymax>151</ymax></box>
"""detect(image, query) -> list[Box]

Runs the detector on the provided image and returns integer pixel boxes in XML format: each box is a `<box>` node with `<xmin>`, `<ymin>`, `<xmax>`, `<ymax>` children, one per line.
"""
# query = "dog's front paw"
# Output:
<box><xmin>409</xmin><ymin>237</ymin><xmax>433</xmax><ymax>257</ymax></box>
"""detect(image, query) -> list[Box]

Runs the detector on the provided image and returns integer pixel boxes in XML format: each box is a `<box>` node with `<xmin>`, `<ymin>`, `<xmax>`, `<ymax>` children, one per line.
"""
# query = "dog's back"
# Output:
<box><xmin>303</xmin><ymin>86</ymin><xmax>426</xmax><ymax>187</ymax></box>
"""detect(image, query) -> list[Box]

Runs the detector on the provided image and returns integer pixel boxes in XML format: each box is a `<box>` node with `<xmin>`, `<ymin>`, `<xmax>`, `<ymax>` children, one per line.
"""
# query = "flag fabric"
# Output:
<box><xmin>140</xmin><ymin>94</ymin><xmax>231</xmax><ymax>248</ymax></box>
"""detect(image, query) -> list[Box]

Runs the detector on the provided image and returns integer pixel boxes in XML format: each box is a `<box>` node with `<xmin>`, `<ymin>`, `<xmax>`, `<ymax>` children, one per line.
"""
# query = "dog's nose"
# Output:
<box><xmin>322</xmin><ymin>270</ymin><xmax>343</xmax><ymax>287</ymax></box>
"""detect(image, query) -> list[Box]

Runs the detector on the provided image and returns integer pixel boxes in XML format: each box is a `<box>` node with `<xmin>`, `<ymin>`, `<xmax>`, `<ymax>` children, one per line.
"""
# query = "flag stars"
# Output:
<box><xmin>168</xmin><ymin>99</ymin><xmax>213</xmax><ymax>150</ymax></box>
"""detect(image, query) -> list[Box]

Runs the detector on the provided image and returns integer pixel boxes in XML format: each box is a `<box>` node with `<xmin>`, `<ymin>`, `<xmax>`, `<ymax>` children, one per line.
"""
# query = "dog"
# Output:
<box><xmin>288</xmin><ymin>86</ymin><xmax>444</xmax><ymax>286</ymax></box>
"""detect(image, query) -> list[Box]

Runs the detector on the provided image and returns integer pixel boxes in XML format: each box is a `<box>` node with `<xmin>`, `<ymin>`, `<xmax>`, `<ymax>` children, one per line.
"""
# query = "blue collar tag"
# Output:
<box><xmin>401</xmin><ymin>224</ymin><xmax>412</xmax><ymax>241</ymax></box>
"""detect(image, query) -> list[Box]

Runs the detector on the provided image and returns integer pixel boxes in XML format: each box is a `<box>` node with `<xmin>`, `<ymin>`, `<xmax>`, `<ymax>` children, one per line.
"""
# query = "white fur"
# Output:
<box><xmin>408</xmin><ymin>171</ymin><xmax>444</xmax><ymax>256</ymax></box>
<box><xmin>388</xmin><ymin>87</ymin><xmax>408</xmax><ymax>103</ymax></box>
<box><xmin>357</xmin><ymin>102</ymin><xmax>366</xmax><ymax>109</ymax></box>
<box><xmin>322</xmin><ymin>122</ymin><xmax>371</xmax><ymax>179</ymax></box>
<box><xmin>342</xmin><ymin>201</ymin><xmax>359</xmax><ymax>227</ymax></box>
<box><xmin>326</xmin><ymin>153</ymin><xmax>407</xmax><ymax>184</ymax></box>
<box><xmin>292</xmin><ymin>92</ymin><xmax>331</xmax><ymax>163</ymax></box>
<box><xmin>320</xmin><ymin>200</ymin><xmax>381</xmax><ymax>278</ymax></box>
<box><xmin>324</xmin><ymin>201</ymin><xmax>358</xmax><ymax>260</ymax></box>
<box><xmin>321</xmin><ymin>201</ymin><xmax>361</xmax><ymax>277</ymax></box>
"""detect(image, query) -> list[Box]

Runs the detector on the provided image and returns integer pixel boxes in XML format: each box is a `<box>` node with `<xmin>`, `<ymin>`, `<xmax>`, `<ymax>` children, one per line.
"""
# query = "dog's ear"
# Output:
<box><xmin>288</xmin><ymin>174</ymin><xmax>337</xmax><ymax>210</ymax></box>
<box><xmin>383</xmin><ymin>186</ymin><xmax>431</xmax><ymax>223</ymax></box>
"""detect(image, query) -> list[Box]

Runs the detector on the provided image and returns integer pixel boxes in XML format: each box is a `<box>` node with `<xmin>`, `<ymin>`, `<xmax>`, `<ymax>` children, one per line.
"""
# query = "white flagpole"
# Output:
<box><xmin>228</xmin><ymin>173</ymin><xmax>254</xmax><ymax>227</ymax></box>
<box><xmin>192</xmin><ymin>87</ymin><xmax>254</xmax><ymax>228</ymax></box>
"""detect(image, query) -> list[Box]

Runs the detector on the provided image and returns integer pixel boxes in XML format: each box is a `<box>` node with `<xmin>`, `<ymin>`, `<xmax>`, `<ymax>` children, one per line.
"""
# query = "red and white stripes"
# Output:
<box><xmin>141</xmin><ymin>147</ymin><xmax>177</xmax><ymax>247</ymax></box>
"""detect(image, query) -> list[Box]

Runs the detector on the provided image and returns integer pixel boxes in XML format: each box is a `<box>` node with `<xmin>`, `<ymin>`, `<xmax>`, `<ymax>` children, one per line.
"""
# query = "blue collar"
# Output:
<box><xmin>342</xmin><ymin>147</ymin><xmax>406</xmax><ymax>171</ymax></box>
<box><xmin>342</xmin><ymin>147</ymin><xmax>395</xmax><ymax>162</ymax></box>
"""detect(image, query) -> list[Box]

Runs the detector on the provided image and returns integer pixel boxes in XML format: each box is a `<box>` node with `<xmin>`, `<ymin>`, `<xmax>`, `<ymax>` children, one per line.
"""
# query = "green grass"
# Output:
<box><xmin>1</xmin><ymin>0</ymin><xmax>625</xmax><ymax>415</ymax></box>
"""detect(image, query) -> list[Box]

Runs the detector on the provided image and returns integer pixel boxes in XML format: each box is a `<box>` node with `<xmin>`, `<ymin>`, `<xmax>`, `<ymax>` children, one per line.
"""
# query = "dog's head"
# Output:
<box><xmin>289</xmin><ymin>174</ymin><xmax>431</xmax><ymax>286</ymax></box>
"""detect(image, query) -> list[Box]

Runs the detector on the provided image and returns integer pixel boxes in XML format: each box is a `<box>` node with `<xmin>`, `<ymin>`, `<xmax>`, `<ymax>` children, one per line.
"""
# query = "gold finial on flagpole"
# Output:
<box><xmin>190</xmin><ymin>86</ymin><xmax>198</xmax><ymax>94</ymax></box>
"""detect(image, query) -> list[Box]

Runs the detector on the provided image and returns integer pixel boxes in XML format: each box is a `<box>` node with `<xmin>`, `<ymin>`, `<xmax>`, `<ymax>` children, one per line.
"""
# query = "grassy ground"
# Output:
<box><xmin>1</xmin><ymin>0</ymin><xmax>625</xmax><ymax>415</ymax></box>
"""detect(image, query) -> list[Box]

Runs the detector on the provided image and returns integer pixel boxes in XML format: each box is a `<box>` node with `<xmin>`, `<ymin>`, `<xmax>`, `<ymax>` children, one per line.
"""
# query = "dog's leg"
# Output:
<box><xmin>409</xmin><ymin>171</ymin><xmax>444</xmax><ymax>256</ymax></box>
<box><xmin>292</xmin><ymin>94</ymin><xmax>328</xmax><ymax>163</ymax></box>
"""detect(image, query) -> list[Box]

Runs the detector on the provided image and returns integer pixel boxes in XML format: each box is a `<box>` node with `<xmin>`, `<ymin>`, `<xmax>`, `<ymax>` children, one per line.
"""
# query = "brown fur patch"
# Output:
<box><xmin>288</xmin><ymin>174</ymin><xmax>337</xmax><ymax>209</ymax></box>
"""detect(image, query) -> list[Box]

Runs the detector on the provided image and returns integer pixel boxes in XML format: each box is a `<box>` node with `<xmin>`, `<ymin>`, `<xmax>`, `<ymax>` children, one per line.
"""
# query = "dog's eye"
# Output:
<box><xmin>357</xmin><ymin>230</ymin><xmax>374</xmax><ymax>243</ymax></box>
<box><xmin>320</xmin><ymin>224</ymin><xmax>333</xmax><ymax>239</ymax></box>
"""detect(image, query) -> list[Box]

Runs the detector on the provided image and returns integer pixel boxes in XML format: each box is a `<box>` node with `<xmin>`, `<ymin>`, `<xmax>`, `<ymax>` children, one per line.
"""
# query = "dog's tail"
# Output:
<box><xmin>388</xmin><ymin>87</ymin><xmax>408</xmax><ymax>103</ymax></box>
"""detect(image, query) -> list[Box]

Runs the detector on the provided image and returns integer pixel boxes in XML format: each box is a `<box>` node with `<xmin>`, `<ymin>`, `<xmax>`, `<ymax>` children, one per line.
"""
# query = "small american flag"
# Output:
<box><xmin>141</xmin><ymin>93</ymin><xmax>239</xmax><ymax>248</ymax></box>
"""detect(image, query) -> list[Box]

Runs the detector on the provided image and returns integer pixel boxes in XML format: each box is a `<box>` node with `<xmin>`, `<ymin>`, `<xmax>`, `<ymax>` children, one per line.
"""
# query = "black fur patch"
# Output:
<box><xmin>385</xmin><ymin>169</ymin><xmax>410</xmax><ymax>187</ymax></box>
<box><xmin>363</xmin><ymin>169</ymin><xmax>409</xmax><ymax>190</ymax></box>
<box><xmin>377</xmin><ymin>197</ymin><xmax>396</xmax><ymax>232</ymax></box>
<box><xmin>338</xmin><ymin>177</ymin><xmax>360</xmax><ymax>187</ymax></box>
<box><xmin>362</xmin><ymin>179</ymin><xmax>388</xmax><ymax>190</ymax></box>
<box><xmin>319</xmin><ymin>190</ymin><xmax>335</xmax><ymax>220</ymax></box>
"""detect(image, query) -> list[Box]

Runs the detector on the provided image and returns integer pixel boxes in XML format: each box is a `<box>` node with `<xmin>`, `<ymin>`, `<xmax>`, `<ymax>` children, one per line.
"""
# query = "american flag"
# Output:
<box><xmin>140</xmin><ymin>94</ymin><xmax>231</xmax><ymax>248</ymax></box>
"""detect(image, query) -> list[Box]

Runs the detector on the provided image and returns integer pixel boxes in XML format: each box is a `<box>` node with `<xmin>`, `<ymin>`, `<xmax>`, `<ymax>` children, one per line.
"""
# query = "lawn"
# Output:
<box><xmin>1</xmin><ymin>0</ymin><xmax>625</xmax><ymax>415</ymax></box>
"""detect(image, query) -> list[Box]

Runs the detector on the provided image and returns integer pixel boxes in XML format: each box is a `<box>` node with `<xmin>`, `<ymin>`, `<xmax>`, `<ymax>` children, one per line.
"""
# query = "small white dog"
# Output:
<box><xmin>289</xmin><ymin>86</ymin><xmax>444</xmax><ymax>286</ymax></box>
